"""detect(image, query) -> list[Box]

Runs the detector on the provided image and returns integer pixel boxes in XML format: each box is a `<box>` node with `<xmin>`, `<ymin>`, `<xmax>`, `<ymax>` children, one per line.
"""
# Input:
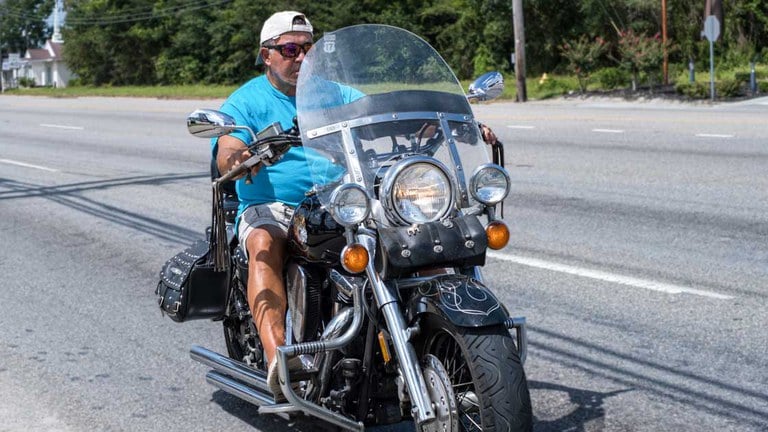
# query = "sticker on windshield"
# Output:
<box><xmin>323</xmin><ymin>34</ymin><xmax>336</xmax><ymax>53</ymax></box>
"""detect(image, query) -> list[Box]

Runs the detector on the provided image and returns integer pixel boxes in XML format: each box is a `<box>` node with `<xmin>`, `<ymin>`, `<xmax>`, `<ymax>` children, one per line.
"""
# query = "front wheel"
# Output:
<box><xmin>415</xmin><ymin>314</ymin><xmax>532</xmax><ymax>431</ymax></box>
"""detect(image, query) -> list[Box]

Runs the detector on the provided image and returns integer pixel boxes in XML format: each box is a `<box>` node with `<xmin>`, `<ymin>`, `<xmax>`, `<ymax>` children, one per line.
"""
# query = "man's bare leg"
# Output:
<box><xmin>245</xmin><ymin>225</ymin><xmax>287</xmax><ymax>365</ymax></box>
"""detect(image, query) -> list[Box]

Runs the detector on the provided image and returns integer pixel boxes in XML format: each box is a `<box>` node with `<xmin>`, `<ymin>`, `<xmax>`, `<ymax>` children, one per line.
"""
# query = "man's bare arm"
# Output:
<box><xmin>216</xmin><ymin>135</ymin><xmax>263</xmax><ymax>179</ymax></box>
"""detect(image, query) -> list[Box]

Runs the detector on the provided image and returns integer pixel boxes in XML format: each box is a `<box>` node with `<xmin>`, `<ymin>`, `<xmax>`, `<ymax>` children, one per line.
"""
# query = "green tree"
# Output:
<box><xmin>0</xmin><ymin>0</ymin><xmax>54</xmax><ymax>53</ymax></box>
<box><xmin>63</xmin><ymin>0</ymin><xmax>167</xmax><ymax>85</ymax></box>
<box><xmin>44</xmin><ymin>0</ymin><xmax>768</xmax><ymax>88</ymax></box>
<box><xmin>722</xmin><ymin>0</ymin><xmax>768</xmax><ymax>65</ymax></box>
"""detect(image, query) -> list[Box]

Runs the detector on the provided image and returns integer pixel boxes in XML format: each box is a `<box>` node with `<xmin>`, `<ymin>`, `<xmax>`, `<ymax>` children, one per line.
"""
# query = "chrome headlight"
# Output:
<box><xmin>329</xmin><ymin>184</ymin><xmax>371</xmax><ymax>226</ymax></box>
<box><xmin>470</xmin><ymin>164</ymin><xmax>510</xmax><ymax>205</ymax></box>
<box><xmin>381</xmin><ymin>157</ymin><xmax>453</xmax><ymax>225</ymax></box>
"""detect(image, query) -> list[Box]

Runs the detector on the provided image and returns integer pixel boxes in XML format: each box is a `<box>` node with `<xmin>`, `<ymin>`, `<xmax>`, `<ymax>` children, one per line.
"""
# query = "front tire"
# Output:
<box><xmin>416</xmin><ymin>314</ymin><xmax>532</xmax><ymax>431</ymax></box>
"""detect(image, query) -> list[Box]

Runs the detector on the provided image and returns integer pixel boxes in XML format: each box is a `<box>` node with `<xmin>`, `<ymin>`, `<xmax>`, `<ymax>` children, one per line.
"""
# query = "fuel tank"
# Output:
<box><xmin>287</xmin><ymin>194</ymin><xmax>346</xmax><ymax>266</ymax></box>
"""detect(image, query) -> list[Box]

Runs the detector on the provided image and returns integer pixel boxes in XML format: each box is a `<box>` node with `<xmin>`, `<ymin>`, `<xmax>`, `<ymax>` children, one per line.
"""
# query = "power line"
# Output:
<box><xmin>1</xmin><ymin>0</ymin><xmax>231</xmax><ymax>26</ymax></box>
<box><xmin>66</xmin><ymin>0</ymin><xmax>231</xmax><ymax>25</ymax></box>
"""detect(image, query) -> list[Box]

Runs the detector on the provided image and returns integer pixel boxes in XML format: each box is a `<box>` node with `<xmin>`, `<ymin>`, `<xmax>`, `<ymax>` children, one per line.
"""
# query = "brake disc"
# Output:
<box><xmin>420</xmin><ymin>354</ymin><xmax>459</xmax><ymax>432</ymax></box>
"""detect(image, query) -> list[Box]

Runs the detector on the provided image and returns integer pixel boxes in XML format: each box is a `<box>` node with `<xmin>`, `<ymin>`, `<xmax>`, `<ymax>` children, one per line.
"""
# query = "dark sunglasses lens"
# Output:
<box><xmin>279</xmin><ymin>43</ymin><xmax>312</xmax><ymax>58</ymax></box>
<box><xmin>281</xmin><ymin>43</ymin><xmax>302</xmax><ymax>58</ymax></box>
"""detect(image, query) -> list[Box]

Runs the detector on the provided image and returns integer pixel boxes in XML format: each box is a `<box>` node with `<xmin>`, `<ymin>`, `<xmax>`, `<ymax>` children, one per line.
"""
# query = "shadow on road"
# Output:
<box><xmin>211</xmin><ymin>390</ymin><xmax>339</xmax><ymax>431</ymax></box>
<box><xmin>529</xmin><ymin>380</ymin><xmax>630</xmax><ymax>431</ymax></box>
<box><xmin>0</xmin><ymin>173</ymin><xmax>208</xmax><ymax>245</ymax></box>
<box><xmin>529</xmin><ymin>326</ymin><xmax>768</xmax><ymax>430</ymax></box>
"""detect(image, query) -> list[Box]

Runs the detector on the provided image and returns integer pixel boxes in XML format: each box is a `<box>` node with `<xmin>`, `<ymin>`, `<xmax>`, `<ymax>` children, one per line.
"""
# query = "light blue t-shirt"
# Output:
<box><xmin>212</xmin><ymin>74</ymin><xmax>361</xmax><ymax>216</ymax></box>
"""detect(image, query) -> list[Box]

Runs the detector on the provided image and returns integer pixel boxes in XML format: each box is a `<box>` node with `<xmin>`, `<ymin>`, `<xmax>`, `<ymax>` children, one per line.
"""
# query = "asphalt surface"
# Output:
<box><xmin>1</xmin><ymin>94</ymin><xmax>766</xmax><ymax>431</ymax></box>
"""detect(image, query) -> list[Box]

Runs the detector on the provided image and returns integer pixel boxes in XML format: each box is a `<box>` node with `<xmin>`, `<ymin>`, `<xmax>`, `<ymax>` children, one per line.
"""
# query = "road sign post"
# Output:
<box><xmin>702</xmin><ymin>15</ymin><xmax>720</xmax><ymax>102</ymax></box>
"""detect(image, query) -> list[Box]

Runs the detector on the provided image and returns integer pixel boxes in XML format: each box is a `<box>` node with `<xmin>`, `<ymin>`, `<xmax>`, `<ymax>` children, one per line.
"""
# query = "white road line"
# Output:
<box><xmin>592</xmin><ymin>128</ymin><xmax>624</xmax><ymax>134</ymax></box>
<box><xmin>0</xmin><ymin>158</ymin><xmax>59</xmax><ymax>172</ymax></box>
<box><xmin>507</xmin><ymin>125</ymin><xmax>536</xmax><ymax>129</ymax></box>
<box><xmin>696</xmin><ymin>133</ymin><xmax>734</xmax><ymax>138</ymax></box>
<box><xmin>40</xmin><ymin>123</ymin><xmax>84</xmax><ymax>130</ymax></box>
<box><xmin>487</xmin><ymin>252</ymin><xmax>734</xmax><ymax>300</ymax></box>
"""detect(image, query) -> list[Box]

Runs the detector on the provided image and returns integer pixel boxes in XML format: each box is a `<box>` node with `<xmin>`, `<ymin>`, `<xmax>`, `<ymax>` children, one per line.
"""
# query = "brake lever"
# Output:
<box><xmin>215</xmin><ymin>153</ymin><xmax>263</xmax><ymax>185</ymax></box>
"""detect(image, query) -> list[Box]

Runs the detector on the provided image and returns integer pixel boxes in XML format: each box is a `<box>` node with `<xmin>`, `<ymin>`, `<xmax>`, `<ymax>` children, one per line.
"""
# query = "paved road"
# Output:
<box><xmin>1</xmin><ymin>95</ymin><xmax>766</xmax><ymax>431</ymax></box>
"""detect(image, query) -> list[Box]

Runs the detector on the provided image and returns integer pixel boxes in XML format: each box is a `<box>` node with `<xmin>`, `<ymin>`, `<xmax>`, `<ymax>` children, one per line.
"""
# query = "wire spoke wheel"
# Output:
<box><xmin>223</xmin><ymin>284</ymin><xmax>263</xmax><ymax>368</ymax></box>
<box><xmin>417</xmin><ymin>314</ymin><xmax>533</xmax><ymax>432</ymax></box>
<box><xmin>428</xmin><ymin>332</ymin><xmax>483</xmax><ymax>431</ymax></box>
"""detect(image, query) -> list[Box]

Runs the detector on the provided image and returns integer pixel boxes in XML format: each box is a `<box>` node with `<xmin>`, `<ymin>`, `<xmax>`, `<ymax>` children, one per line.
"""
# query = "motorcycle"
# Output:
<box><xmin>182</xmin><ymin>24</ymin><xmax>531</xmax><ymax>431</ymax></box>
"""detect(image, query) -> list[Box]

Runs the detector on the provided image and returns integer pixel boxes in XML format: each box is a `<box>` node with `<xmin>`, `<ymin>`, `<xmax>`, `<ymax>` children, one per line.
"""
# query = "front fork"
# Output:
<box><xmin>358</xmin><ymin>232</ymin><xmax>436</xmax><ymax>425</ymax></box>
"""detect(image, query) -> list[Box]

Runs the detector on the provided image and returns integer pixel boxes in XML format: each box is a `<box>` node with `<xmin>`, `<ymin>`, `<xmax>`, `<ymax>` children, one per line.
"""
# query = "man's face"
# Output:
<box><xmin>262</xmin><ymin>31</ymin><xmax>313</xmax><ymax>91</ymax></box>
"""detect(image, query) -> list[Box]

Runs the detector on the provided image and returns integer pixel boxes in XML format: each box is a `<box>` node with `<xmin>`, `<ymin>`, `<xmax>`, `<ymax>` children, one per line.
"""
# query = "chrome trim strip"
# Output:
<box><xmin>339</xmin><ymin>125</ymin><xmax>367</xmax><ymax>188</ymax></box>
<box><xmin>306</xmin><ymin>111</ymin><xmax>472</xmax><ymax>139</ymax></box>
<box><xmin>439</xmin><ymin>115</ymin><xmax>469</xmax><ymax>207</ymax></box>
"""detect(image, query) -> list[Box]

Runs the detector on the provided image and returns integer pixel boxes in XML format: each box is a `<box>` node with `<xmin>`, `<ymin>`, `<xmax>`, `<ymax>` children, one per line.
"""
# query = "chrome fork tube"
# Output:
<box><xmin>358</xmin><ymin>232</ymin><xmax>435</xmax><ymax>425</ymax></box>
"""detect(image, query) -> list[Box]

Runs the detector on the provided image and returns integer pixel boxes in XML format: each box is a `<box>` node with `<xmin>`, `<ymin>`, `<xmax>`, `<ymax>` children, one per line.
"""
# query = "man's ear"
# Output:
<box><xmin>260</xmin><ymin>47</ymin><xmax>270</xmax><ymax>66</ymax></box>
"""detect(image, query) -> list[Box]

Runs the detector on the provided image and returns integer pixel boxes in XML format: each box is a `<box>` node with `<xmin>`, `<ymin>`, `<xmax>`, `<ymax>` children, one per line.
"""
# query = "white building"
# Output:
<box><xmin>21</xmin><ymin>39</ymin><xmax>74</xmax><ymax>88</ymax></box>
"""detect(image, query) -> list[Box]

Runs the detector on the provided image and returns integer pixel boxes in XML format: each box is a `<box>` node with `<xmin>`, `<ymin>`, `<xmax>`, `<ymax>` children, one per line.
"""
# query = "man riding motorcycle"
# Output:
<box><xmin>212</xmin><ymin>11</ymin><xmax>501</xmax><ymax>401</ymax></box>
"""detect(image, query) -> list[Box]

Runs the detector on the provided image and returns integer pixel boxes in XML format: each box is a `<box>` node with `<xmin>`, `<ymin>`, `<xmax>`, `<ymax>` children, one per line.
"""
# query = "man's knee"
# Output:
<box><xmin>246</xmin><ymin>226</ymin><xmax>287</xmax><ymax>264</ymax></box>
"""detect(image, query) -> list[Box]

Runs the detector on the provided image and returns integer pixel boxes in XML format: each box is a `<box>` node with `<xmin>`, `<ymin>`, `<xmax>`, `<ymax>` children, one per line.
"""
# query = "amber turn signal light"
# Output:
<box><xmin>486</xmin><ymin>220</ymin><xmax>510</xmax><ymax>250</ymax></box>
<box><xmin>378</xmin><ymin>331</ymin><xmax>392</xmax><ymax>364</ymax></box>
<box><xmin>341</xmin><ymin>243</ymin><xmax>369</xmax><ymax>273</ymax></box>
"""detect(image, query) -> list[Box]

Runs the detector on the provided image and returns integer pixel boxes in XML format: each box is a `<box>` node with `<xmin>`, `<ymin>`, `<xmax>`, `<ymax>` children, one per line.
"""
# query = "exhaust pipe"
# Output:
<box><xmin>206</xmin><ymin>370</ymin><xmax>276</xmax><ymax>407</ymax></box>
<box><xmin>190</xmin><ymin>345</ymin><xmax>272</xmax><ymax>395</ymax></box>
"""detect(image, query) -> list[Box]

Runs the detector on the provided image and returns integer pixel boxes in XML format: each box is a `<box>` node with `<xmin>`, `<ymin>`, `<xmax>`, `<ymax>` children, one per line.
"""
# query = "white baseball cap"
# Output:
<box><xmin>260</xmin><ymin>11</ymin><xmax>313</xmax><ymax>46</ymax></box>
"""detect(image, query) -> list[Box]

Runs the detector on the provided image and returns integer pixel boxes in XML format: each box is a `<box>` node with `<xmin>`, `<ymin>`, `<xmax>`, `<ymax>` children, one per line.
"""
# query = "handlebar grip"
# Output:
<box><xmin>216</xmin><ymin>161</ymin><xmax>249</xmax><ymax>185</ymax></box>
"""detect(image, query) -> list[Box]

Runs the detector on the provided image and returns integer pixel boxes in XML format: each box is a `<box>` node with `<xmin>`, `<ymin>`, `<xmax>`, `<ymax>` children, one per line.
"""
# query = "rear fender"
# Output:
<box><xmin>405</xmin><ymin>275</ymin><xmax>509</xmax><ymax>328</ymax></box>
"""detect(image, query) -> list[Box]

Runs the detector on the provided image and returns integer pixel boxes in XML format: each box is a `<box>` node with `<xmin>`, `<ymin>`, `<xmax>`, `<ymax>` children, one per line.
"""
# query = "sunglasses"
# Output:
<box><xmin>263</xmin><ymin>42</ymin><xmax>313</xmax><ymax>59</ymax></box>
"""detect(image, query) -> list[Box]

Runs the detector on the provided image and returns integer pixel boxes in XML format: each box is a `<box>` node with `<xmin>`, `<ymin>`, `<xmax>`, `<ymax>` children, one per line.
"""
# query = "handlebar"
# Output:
<box><xmin>214</xmin><ymin>134</ymin><xmax>303</xmax><ymax>186</ymax></box>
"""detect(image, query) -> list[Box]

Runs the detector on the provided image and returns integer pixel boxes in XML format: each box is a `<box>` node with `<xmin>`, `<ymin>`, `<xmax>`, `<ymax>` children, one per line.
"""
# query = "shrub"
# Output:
<box><xmin>760</xmin><ymin>81</ymin><xmax>768</xmax><ymax>93</ymax></box>
<box><xmin>536</xmin><ymin>76</ymin><xmax>572</xmax><ymax>98</ymax></box>
<box><xmin>716</xmin><ymin>79</ymin><xmax>743</xmax><ymax>98</ymax></box>
<box><xmin>559</xmin><ymin>35</ymin><xmax>609</xmax><ymax>93</ymax></box>
<box><xmin>613</xmin><ymin>29</ymin><xmax>674</xmax><ymax>92</ymax></box>
<box><xmin>594</xmin><ymin>67</ymin><xmax>629</xmax><ymax>89</ymax></box>
<box><xmin>675</xmin><ymin>81</ymin><xmax>708</xmax><ymax>99</ymax></box>
<box><xmin>734</xmin><ymin>69</ymin><xmax>767</xmax><ymax>83</ymax></box>
<box><xmin>66</xmin><ymin>77</ymin><xmax>83</xmax><ymax>87</ymax></box>
<box><xmin>18</xmin><ymin>77</ymin><xmax>35</xmax><ymax>88</ymax></box>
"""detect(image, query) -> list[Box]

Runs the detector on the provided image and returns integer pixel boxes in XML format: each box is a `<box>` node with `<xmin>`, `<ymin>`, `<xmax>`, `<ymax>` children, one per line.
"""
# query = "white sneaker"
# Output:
<box><xmin>266</xmin><ymin>356</ymin><xmax>305</xmax><ymax>402</ymax></box>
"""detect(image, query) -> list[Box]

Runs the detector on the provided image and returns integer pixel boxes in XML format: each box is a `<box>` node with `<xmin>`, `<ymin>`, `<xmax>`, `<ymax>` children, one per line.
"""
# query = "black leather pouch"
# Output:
<box><xmin>155</xmin><ymin>237</ymin><xmax>229</xmax><ymax>322</ymax></box>
<box><xmin>376</xmin><ymin>215</ymin><xmax>487</xmax><ymax>279</ymax></box>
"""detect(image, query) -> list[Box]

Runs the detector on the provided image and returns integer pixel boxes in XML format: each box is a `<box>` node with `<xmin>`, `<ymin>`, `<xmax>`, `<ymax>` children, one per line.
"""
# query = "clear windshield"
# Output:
<box><xmin>296</xmin><ymin>24</ymin><xmax>491</xmax><ymax>209</ymax></box>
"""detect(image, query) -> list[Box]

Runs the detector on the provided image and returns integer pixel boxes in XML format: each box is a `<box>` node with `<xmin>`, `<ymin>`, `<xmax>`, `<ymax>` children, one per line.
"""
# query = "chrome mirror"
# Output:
<box><xmin>467</xmin><ymin>71</ymin><xmax>504</xmax><ymax>102</ymax></box>
<box><xmin>187</xmin><ymin>109</ymin><xmax>238</xmax><ymax>138</ymax></box>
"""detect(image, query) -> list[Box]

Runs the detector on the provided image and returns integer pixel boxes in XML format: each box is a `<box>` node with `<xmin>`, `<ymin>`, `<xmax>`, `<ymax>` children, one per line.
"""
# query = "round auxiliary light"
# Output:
<box><xmin>470</xmin><ymin>164</ymin><xmax>510</xmax><ymax>206</ymax></box>
<box><xmin>341</xmin><ymin>243</ymin><xmax>369</xmax><ymax>274</ymax></box>
<box><xmin>381</xmin><ymin>157</ymin><xmax>453</xmax><ymax>225</ymax></box>
<box><xmin>329</xmin><ymin>184</ymin><xmax>371</xmax><ymax>226</ymax></box>
<box><xmin>486</xmin><ymin>220</ymin><xmax>510</xmax><ymax>250</ymax></box>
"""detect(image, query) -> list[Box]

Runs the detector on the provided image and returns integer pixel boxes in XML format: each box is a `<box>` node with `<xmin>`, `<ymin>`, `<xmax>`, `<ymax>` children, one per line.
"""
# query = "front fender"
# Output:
<box><xmin>405</xmin><ymin>275</ymin><xmax>509</xmax><ymax>328</ymax></box>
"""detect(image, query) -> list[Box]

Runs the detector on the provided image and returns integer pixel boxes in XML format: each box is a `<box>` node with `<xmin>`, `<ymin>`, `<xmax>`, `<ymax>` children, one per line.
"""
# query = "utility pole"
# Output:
<box><xmin>511</xmin><ymin>0</ymin><xmax>527</xmax><ymax>102</ymax></box>
<box><xmin>662</xmin><ymin>0</ymin><xmax>668</xmax><ymax>85</ymax></box>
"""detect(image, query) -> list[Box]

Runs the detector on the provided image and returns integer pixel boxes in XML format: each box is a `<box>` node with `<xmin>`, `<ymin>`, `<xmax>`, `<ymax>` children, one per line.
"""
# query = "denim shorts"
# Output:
<box><xmin>237</xmin><ymin>202</ymin><xmax>294</xmax><ymax>253</ymax></box>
